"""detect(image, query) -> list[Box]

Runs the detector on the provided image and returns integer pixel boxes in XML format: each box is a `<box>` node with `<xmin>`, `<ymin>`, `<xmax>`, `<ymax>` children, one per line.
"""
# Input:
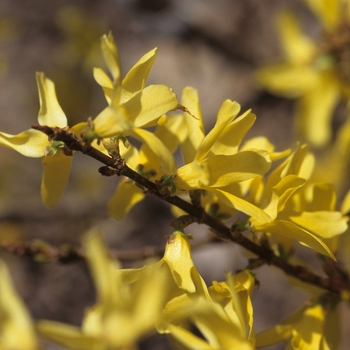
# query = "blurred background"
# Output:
<box><xmin>0</xmin><ymin>0</ymin><xmax>347</xmax><ymax>349</ymax></box>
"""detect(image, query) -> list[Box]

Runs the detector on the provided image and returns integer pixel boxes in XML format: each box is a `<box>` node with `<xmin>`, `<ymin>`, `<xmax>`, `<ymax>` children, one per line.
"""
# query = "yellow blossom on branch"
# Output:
<box><xmin>91</xmin><ymin>33</ymin><xmax>179</xmax><ymax>174</ymax></box>
<box><xmin>37</xmin><ymin>230</ymin><xmax>172</xmax><ymax>350</ymax></box>
<box><xmin>0</xmin><ymin>72</ymin><xmax>72</xmax><ymax>207</ymax></box>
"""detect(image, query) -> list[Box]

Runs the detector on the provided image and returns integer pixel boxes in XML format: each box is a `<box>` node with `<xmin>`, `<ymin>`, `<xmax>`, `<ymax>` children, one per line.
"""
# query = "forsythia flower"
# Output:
<box><xmin>255</xmin><ymin>0</ymin><xmax>350</xmax><ymax>147</ymax></box>
<box><xmin>216</xmin><ymin>144</ymin><xmax>347</xmax><ymax>258</ymax></box>
<box><xmin>0</xmin><ymin>72</ymin><xmax>72</xmax><ymax>207</ymax></box>
<box><xmin>0</xmin><ymin>259</ymin><xmax>38</xmax><ymax>349</ymax></box>
<box><xmin>92</xmin><ymin>33</ymin><xmax>179</xmax><ymax>174</ymax></box>
<box><xmin>255</xmin><ymin>301</ymin><xmax>341</xmax><ymax>349</ymax></box>
<box><xmin>37</xmin><ymin>230</ymin><xmax>172</xmax><ymax>350</ymax></box>
<box><xmin>172</xmin><ymin>88</ymin><xmax>272</xmax><ymax>191</ymax></box>
<box><xmin>158</xmin><ymin>270</ymin><xmax>255</xmax><ymax>350</ymax></box>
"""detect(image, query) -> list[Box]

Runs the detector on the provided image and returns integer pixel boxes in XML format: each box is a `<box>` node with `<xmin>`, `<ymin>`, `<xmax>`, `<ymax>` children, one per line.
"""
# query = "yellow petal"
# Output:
<box><xmin>305</xmin><ymin>0</ymin><xmax>341</xmax><ymax>29</ymax></box>
<box><xmin>311</xmin><ymin>183</ymin><xmax>336</xmax><ymax>211</ymax></box>
<box><xmin>83</xmin><ymin>230</ymin><xmax>120</xmax><ymax>306</ymax></box>
<box><xmin>255</xmin><ymin>219</ymin><xmax>335</xmax><ymax>259</ymax></box>
<box><xmin>37</xmin><ymin>321</ymin><xmax>97</xmax><ymax>350</ymax></box>
<box><xmin>167</xmin><ymin>323</ymin><xmax>215</xmax><ymax>350</ymax></box>
<box><xmin>295</xmin><ymin>73</ymin><xmax>340</xmax><ymax>147</ymax></box>
<box><xmin>162</xmin><ymin>231</ymin><xmax>201</xmax><ymax>294</ymax></box>
<box><xmin>41</xmin><ymin>151</ymin><xmax>72</xmax><ymax>207</ymax></box>
<box><xmin>93</xmin><ymin>104</ymin><xmax>130</xmax><ymax>137</ymax></box>
<box><xmin>196</xmin><ymin>100</ymin><xmax>241</xmax><ymax>161</ymax></box>
<box><xmin>255</xmin><ymin>64</ymin><xmax>319</xmax><ymax>98</ymax></box>
<box><xmin>241</xmin><ymin>137</ymin><xmax>291</xmax><ymax>161</ymax></box>
<box><xmin>108</xmin><ymin>180</ymin><xmax>145</xmax><ymax>221</ymax></box>
<box><xmin>154</xmin><ymin>114</ymin><xmax>188</xmax><ymax>154</ymax></box>
<box><xmin>289</xmin><ymin>211</ymin><xmax>348</xmax><ymax>239</ymax></box>
<box><xmin>100</xmin><ymin>32</ymin><xmax>121</xmax><ymax>83</ymax></box>
<box><xmin>121</xmin><ymin>48</ymin><xmax>157</xmax><ymax>102</ymax></box>
<box><xmin>129</xmin><ymin>84</ymin><xmax>178</xmax><ymax>128</ymax></box>
<box><xmin>203</xmin><ymin>151</ymin><xmax>271</xmax><ymax>188</ymax></box>
<box><xmin>0</xmin><ymin>129</ymin><xmax>47</xmax><ymax>157</ymax></box>
<box><xmin>0</xmin><ymin>260</ymin><xmax>38</xmax><ymax>350</ymax></box>
<box><xmin>210</xmin><ymin>110</ymin><xmax>256</xmax><ymax>156</ymax></box>
<box><xmin>132</xmin><ymin>128</ymin><xmax>176</xmax><ymax>174</ymax></box>
<box><xmin>256</xmin><ymin>324</ymin><xmax>293</xmax><ymax>347</ymax></box>
<box><xmin>291</xmin><ymin>304</ymin><xmax>325</xmax><ymax>349</ymax></box>
<box><xmin>93</xmin><ymin>67</ymin><xmax>113</xmax><ymax>104</ymax></box>
<box><xmin>276</xmin><ymin>11</ymin><xmax>316</xmax><ymax>64</ymax></box>
<box><xmin>36</xmin><ymin>72</ymin><xmax>67</xmax><ymax>127</ymax></box>
<box><xmin>213</xmin><ymin>189</ymin><xmax>271</xmax><ymax>222</ymax></box>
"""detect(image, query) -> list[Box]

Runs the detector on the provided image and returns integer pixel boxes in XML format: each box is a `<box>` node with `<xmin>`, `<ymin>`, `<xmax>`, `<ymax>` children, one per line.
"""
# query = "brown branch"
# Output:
<box><xmin>0</xmin><ymin>235</ymin><xmax>216</xmax><ymax>263</ymax></box>
<box><xmin>30</xmin><ymin>125</ymin><xmax>350</xmax><ymax>295</ymax></box>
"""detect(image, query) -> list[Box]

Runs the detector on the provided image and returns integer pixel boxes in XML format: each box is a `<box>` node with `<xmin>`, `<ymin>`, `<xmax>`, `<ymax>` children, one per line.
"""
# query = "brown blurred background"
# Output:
<box><xmin>0</xmin><ymin>1</ymin><xmax>347</xmax><ymax>349</ymax></box>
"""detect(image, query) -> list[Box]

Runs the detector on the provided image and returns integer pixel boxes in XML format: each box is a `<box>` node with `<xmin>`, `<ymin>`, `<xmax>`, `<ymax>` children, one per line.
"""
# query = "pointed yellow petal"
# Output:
<box><xmin>83</xmin><ymin>230</ymin><xmax>120</xmax><ymax>306</ymax></box>
<box><xmin>295</xmin><ymin>73</ymin><xmax>340</xmax><ymax>147</ymax></box>
<box><xmin>93</xmin><ymin>104</ymin><xmax>130</xmax><ymax>137</ymax></box>
<box><xmin>256</xmin><ymin>325</ymin><xmax>293</xmax><ymax>347</ymax></box>
<box><xmin>41</xmin><ymin>152</ymin><xmax>72</xmax><ymax>207</ymax></box>
<box><xmin>108</xmin><ymin>181</ymin><xmax>145</xmax><ymax>221</ymax></box>
<box><xmin>37</xmin><ymin>321</ymin><xmax>97</xmax><ymax>350</ymax></box>
<box><xmin>276</xmin><ymin>11</ymin><xmax>316</xmax><ymax>64</ymax></box>
<box><xmin>129</xmin><ymin>84</ymin><xmax>178</xmax><ymax>128</ymax></box>
<box><xmin>163</xmin><ymin>232</ymin><xmax>198</xmax><ymax>293</ymax></box>
<box><xmin>255</xmin><ymin>64</ymin><xmax>318</xmax><ymax>98</ymax></box>
<box><xmin>132</xmin><ymin>128</ymin><xmax>176</xmax><ymax>174</ymax></box>
<box><xmin>203</xmin><ymin>151</ymin><xmax>271</xmax><ymax>187</ymax></box>
<box><xmin>36</xmin><ymin>72</ymin><xmax>67</xmax><ymax>127</ymax></box>
<box><xmin>289</xmin><ymin>211</ymin><xmax>348</xmax><ymax>239</ymax></box>
<box><xmin>196</xmin><ymin>100</ymin><xmax>241</xmax><ymax>161</ymax></box>
<box><xmin>154</xmin><ymin>114</ymin><xmax>188</xmax><ymax>154</ymax></box>
<box><xmin>0</xmin><ymin>260</ymin><xmax>38</xmax><ymax>350</ymax></box>
<box><xmin>121</xmin><ymin>48</ymin><xmax>157</xmax><ymax>102</ymax></box>
<box><xmin>214</xmin><ymin>188</ymin><xmax>271</xmax><ymax>222</ymax></box>
<box><xmin>93</xmin><ymin>67</ymin><xmax>113</xmax><ymax>104</ymax></box>
<box><xmin>210</xmin><ymin>111</ymin><xmax>256</xmax><ymax>156</ymax></box>
<box><xmin>255</xmin><ymin>219</ymin><xmax>335</xmax><ymax>259</ymax></box>
<box><xmin>100</xmin><ymin>32</ymin><xmax>121</xmax><ymax>83</ymax></box>
<box><xmin>0</xmin><ymin>129</ymin><xmax>47</xmax><ymax>157</ymax></box>
<box><xmin>305</xmin><ymin>0</ymin><xmax>340</xmax><ymax>29</ymax></box>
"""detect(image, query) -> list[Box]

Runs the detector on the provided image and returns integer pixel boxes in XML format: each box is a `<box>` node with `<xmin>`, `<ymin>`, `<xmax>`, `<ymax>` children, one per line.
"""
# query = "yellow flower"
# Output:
<box><xmin>172</xmin><ymin>87</ymin><xmax>271</xmax><ymax>191</ymax></box>
<box><xmin>91</xmin><ymin>33</ymin><xmax>179</xmax><ymax>174</ymax></box>
<box><xmin>255</xmin><ymin>301</ymin><xmax>341</xmax><ymax>349</ymax></box>
<box><xmin>0</xmin><ymin>259</ymin><xmax>38</xmax><ymax>349</ymax></box>
<box><xmin>215</xmin><ymin>144</ymin><xmax>347</xmax><ymax>258</ymax></box>
<box><xmin>159</xmin><ymin>271</ymin><xmax>255</xmax><ymax>350</ymax></box>
<box><xmin>255</xmin><ymin>1</ymin><xmax>350</xmax><ymax>147</ymax></box>
<box><xmin>0</xmin><ymin>72</ymin><xmax>72</xmax><ymax>207</ymax></box>
<box><xmin>37</xmin><ymin>230</ymin><xmax>172</xmax><ymax>350</ymax></box>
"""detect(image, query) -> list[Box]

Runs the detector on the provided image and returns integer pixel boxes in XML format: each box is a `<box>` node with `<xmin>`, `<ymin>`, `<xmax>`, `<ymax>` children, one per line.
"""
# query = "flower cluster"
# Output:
<box><xmin>0</xmin><ymin>23</ymin><xmax>349</xmax><ymax>349</ymax></box>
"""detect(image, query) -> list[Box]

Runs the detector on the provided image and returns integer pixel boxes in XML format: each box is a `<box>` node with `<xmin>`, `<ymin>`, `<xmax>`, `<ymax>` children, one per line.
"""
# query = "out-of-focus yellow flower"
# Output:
<box><xmin>255</xmin><ymin>301</ymin><xmax>341</xmax><ymax>349</ymax></box>
<box><xmin>255</xmin><ymin>1</ymin><xmax>350</xmax><ymax>147</ymax></box>
<box><xmin>158</xmin><ymin>270</ymin><xmax>255</xmax><ymax>350</ymax></box>
<box><xmin>92</xmin><ymin>33</ymin><xmax>179</xmax><ymax>174</ymax></box>
<box><xmin>119</xmin><ymin>231</ymin><xmax>209</xmax><ymax>297</ymax></box>
<box><xmin>0</xmin><ymin>259</ymin><xmax>38</xmax><ymax>350</ymax></box>
<box><xmin>37</xmin><ymin>230</ymin><xmax>172</xmax><ymax>350</ymax></box>
<box><xmin>0</xmin><ymin>72</ymin><xmax>72</xmax><ymax>207</ymax></box>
